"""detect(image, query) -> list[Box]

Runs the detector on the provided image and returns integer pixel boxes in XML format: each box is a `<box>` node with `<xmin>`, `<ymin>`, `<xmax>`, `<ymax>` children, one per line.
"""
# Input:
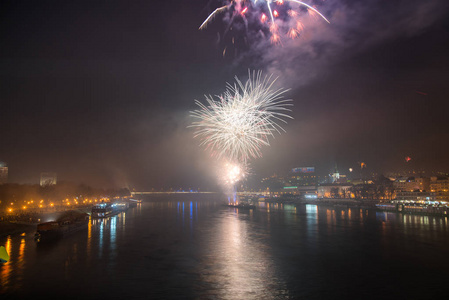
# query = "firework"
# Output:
<box><xmin>199</xmin><ymin>0</ymin><xmax>248</xmax><ymax>30</ymax></box>
<box><xmin>199</xmin><ymin>0</ymin><xmax>330</xmax><ymax>43</ymax></box>
<box><xmin>222</xmin><ymin>161</ymin><xmax>249</xmax><ymax>185</ymax></box>
<box><xmin>199</xmin><ymin>5</ymin><xmax>230</xmax><ymax>30</ymax></box>
<box><xmin>190</xmin><ymin>70</ymin><xmax>292</xmax><ymax>162</ymax></box>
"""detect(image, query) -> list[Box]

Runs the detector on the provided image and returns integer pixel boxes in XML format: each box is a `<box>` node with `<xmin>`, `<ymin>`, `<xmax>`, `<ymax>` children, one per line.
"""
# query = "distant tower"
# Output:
<box><xmin>331</xmin><ymin>164</ymin><xmax>340</xmax><ymax>183</ymax></box>
<box><xmin>40</xmin><ymin>172</ymin><xmax>57</xmax><ymax>186</ymax></box>
<box><xmin>0</xmin><ymin>162</ymin><xmax>8</xmax><ymax>184</ymax></box>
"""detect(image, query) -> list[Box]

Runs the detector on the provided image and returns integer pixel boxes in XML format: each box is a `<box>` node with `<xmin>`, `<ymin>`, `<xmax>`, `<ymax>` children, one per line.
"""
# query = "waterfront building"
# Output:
<box><xmin>288</xmin><ymin>167</ymin><xmax>317</xmax><ymax>187</ymax></box>
<box><xmin>393</xmin><ymin>176</ymin><xmax>429</xmax><ymax>192</ymax></box>
<box><xmin>276</xmin><ymin>167</ymin><xmax>318</xmax><ymax>196</ymax></box>
<box><xmin>278</xmin><ymin>185</ymin><xmax>317</xmax><ymax>197</ymax></box>
<box><xmin>394</xmin><ymin>191</ymin><xmax>434</xmax><ymax>203</ymax></box>
<box><xmin>430</xmin><ymin>176</ymin><xmax>449</xmax><ymax>203</ymax></box>
<box><xmin>317</xmin><ymin>183</ymin><xmax>353</xmax><ymax>199</ymax></box>
<box><xmin>415</xmin><ymin>176</ymin><xmax>430</xmax><ymax>191</ymax></box>
<box><xmin>0</xmin><ymin>162</ymin><xmax>8</xmax><ymax>184</ymax></box>
<box><xmin>430</xmin><ymin>176</ymin><xmax>449</xmax><ymax>192</ymax></box>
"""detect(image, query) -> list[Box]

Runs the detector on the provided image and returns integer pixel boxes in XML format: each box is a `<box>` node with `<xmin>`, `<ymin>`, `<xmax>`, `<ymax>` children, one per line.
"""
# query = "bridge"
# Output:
<box><xmin>130</xmin><ymin>191</ymin><xmax>217</xmax><ymax>196</ymax></box>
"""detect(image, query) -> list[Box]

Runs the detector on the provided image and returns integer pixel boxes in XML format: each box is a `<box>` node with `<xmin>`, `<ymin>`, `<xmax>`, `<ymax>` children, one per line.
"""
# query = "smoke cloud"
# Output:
<box><xmin>239</xmin><ymin>0</ymin><xmax>449</xmax><ymax>87</ymax></box>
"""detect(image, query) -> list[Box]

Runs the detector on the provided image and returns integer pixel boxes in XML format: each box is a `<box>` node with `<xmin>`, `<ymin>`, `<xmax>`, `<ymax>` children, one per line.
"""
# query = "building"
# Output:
<box><xmin>394</xmin><ymin>191</ymin><xmax>434</xmax><ymax>203</ymax></box>
<box><xmin>430</xmin><ymin>176</ymin><xmax>449</xmax><ymax>192</ymax></box>
<box><xmin>317</xmin><ymin>183</ymin><xmax>353</xmax><ymax>199</ymax></box>
<box><xmin>0</xmin><ymin>162</ymin><xmax>8</xmax><ymax>184</ymax></box>
<box><xmin>415</xmin><ymin>177</ymin><xmax>430</xmax><ymax>191</ymax></box>
<box><xmin>275</xmin><ymin>167</ymin><xmax>318</xmax><ymax>197</ymax></box>
<box><xmin>393</xmin><ymin>176</ymin><xmax>429</xmax><ymax>192</ymax></box>
<box><xmin>288</xmin><ymin>167</ymin><xmax>317</xmax><ymax>187</ymax></box>
<box><xmin>40</xmin><ymin>172</ymin><xmax>57</xmax><ymax>186</ymax></box>
<box><xmin>279</xmin><ymin>186</ymin><xmax>317</xmax><ymax>197</ymax></box>
<box><xmin>430</xmin><ymin>176</ymin><xmax>449</xmax><ymax>203</ymax></box>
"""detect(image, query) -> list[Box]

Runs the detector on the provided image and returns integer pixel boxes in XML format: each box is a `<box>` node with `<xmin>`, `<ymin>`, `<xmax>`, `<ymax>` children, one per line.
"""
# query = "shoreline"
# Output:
<box><xmin>0</xmin><ymin>221</ymin><xmax>36</xmax><ymax>237</ymax></box>
<box><xmin>258</xmin><ymin>197</ymin><xmax>449</xmax><ymax>217</ymax></box>
<box><xmin>0</xmin><ymin>206</ymin><xmax>92</xmax><ymax>237</ymax></box>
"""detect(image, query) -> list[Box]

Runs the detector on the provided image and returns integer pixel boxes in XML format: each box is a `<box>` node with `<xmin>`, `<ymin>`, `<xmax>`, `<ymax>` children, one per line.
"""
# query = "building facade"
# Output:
<box><xmin>317</xmin><ymin>183</ymin><xmax>353</xmax><ymax>199</ymax></box>
<box><xmin>430</xmin><ymin>176</ymin><xmax>449</xmax><ymax>203</ymax></box>
<box><xmin>288</xmin><ymin>167</ymin><xmax>317</xmax><ymax>187</ymax></box>
<box><xmin>393</xmin><ymin>176</ymin><xmax>429</xmax><ymax>192</ymax></box>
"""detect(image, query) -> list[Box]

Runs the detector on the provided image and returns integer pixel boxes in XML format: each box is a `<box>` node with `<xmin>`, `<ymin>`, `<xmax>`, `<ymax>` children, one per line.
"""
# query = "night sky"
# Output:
<box><xmin>1</xmin><ymin>0</ymin><xmax>449</xmax><ymax>190</ymax></box>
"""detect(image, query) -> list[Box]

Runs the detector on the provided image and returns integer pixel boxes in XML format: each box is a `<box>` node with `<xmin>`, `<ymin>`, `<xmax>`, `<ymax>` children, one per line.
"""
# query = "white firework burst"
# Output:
<box><xmin>190</xmin><ymin>70</ymin><xmax>293</xmax><ymax>162</ymax></box>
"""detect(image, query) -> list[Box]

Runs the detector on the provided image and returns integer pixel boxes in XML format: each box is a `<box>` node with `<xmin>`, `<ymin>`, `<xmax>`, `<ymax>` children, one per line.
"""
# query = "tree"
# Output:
<box><xmin>330</xmin><ymin>187</ymin><xmax>340</xmax><ymax>198</ymax></box>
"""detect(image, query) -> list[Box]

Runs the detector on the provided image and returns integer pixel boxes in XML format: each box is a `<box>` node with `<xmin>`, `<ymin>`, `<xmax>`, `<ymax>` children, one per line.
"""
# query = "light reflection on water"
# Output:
<box><xmin>1</xmin><ymin>198</ymin><xmax>449</xmax><ymax>298</ymax></box>
<box><xmin>197</xmin><ymin>209</ymin><xmax>289</xmax><ymax>299</ymax></box>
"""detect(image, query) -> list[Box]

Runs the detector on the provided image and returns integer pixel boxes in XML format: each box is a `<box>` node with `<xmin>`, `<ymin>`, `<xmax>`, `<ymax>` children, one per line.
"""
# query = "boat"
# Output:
<box><xmin>127</xmin><ymin>198</ymin><xmax>141</xmax><ymax>207</ymax></box>
<box><xmin>225</xmin><ymin>196</ymin><xmax>257</xmax><ymax>209</ymax></box>
<box><xmin>91</xmin><ymin>201</ymin><xmax>129</xmax><ymax>218</ymax></box>
<box><xmin>34</xmin><ymin>210</ymin><xmax>89</xmax><ymax>242</ymax></box>
<box><xmin>91</xmin><ymin>202</ymin><xmax>114</xmax><ymax>218</ymax></box>
<box><xmin>113</xmin><ymin>201</ymin><xmax>129</xmax><ymax>213</ymax></box>
<box><xmin>226</xmin><ymin>202</ymin><xmax>256</xmax><ymax>209</ymax></box>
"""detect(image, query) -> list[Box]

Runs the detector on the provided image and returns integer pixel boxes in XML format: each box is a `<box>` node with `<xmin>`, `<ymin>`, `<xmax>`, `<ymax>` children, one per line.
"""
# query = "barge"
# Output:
<box><xmin>91</xmin><ymin>202</ymin><xmax>114</xmax><ymax>218</ymax></box>
<box><xmin>34</xmin><ymin>210</ymin><xmax>89</xmax><ymax>242</ymax></box>
<box><xmin>91</xmin><ymin>201</ymin><xmax>129</xmax><ymax>218</ymax></box>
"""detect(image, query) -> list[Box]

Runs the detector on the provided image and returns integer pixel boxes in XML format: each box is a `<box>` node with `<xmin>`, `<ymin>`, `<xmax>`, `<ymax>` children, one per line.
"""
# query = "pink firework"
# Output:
<box><xmin>199</xmin><ymin>0</ymin><xmax>330</xmax><ymax>44</ymax></box>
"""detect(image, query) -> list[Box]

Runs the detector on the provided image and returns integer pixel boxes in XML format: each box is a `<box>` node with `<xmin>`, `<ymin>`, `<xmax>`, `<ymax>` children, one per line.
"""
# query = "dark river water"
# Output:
<box><xmin>1</xmin><ymin>194</ymin><xmax>449</xmax><ymax>299</ymax></box>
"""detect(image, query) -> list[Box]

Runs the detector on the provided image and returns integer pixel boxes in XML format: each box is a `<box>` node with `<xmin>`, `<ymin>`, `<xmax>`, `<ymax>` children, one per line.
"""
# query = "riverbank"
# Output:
<box><xmin>262</xmin><ymin>196</ymin><xmax>379</xmax><ymax>207</ymax></box>
<box><xmin>261</xmin><ymin>197</ymin><xmax>449</xmax><ymax>217</ymax></box>
<box><xmin>0</xmin><ymin>206</ymin><xmax>93</xmax><ymax>237</ymax></box>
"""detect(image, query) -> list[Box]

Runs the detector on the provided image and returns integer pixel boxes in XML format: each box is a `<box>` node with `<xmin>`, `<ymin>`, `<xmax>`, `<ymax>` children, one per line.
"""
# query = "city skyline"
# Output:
<box><xmin>1</xmin><ymin>0</ymin><xmax>449</xmax><ymax>190</ymax></box>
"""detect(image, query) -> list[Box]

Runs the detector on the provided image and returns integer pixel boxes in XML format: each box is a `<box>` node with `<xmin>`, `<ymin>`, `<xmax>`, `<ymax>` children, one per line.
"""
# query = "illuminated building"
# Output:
<box><xmin>276</xmin><ymin>167</ymin><xmax>318</xmax><ymax>196</ymax></box>
<box><xmin>331</xmin><ymin>166</ymin><xmax>340</xmax><ymax>183</ymax></box>
<box><xmin>317</xmin><ymin>183</ymin><xmax>353</xmax><ymax>199</ymax></box>
<box><xmin>394</xmin><ymin>191</ymin><xmax>434</xmax><ymax>203</ymax></box>
<box><xmin>40</xmin><ymin>172</ymin><xmax>57</xmax><ymax>186</ymax></box>
<box><xmin>393</xmin><ymin>176</ymin><xmax>430</xmax><ymax>192</ymax></box>
<box><xmin>288</xmin><ymin>167</ymin><xmax>317</xmax><ymax>187</ymax></box>
<box><xmin>430</xmin><ymin>176</ymin><xmax>449</xmax><ymax>202</ymax></box>
<box><xmin>392</xmin><ymin>176</ymin><xmax>439</xmax><ymax>203</ymax></box>
<box><xmin>0</xmin><ymin>162</ymin><xmax>8</xmax><ymax>184</ymax></box>
<box><xmin>430</xmin><ymin>176</ymin><xmax>449</xmax><ymax>192</ymax></box>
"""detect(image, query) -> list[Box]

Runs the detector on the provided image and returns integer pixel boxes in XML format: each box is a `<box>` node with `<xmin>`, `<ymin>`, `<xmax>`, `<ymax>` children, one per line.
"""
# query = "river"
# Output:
<box><xmin>1</xmin><ymin>194</ymin><xmax>449</xmax><ymax>299</ymax></box>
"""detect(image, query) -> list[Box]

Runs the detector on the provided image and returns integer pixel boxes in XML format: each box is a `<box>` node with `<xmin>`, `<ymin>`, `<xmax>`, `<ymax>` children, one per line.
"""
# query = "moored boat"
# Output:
<box><xmin>127</xmin><ymin>198</ymin><xmax>140</xmax><ymax>207</ymax></box>
<box><xmin>92</xmin><ymin>201</ymin><xmax>130</xmax><ymax>218</ymax></box>
<box><xmin>34</xmin><ymin>210</ymin><xmax>89</xmax><ymax>242</ymax></box>
<box><xmin>112</xmin><ymin>201</ymin><xmax>129</xmax><ymax>213</ymax></box>
<box><xmin>226</xmin><ymin>203</ymin><xmax>256</xmax><ymax>209</ymax></box>
<box><xmin>225</xmin><ymin>195</ymin><xmax>257</xmax><ymax>209</ymax></box>
<box><xmin>91</xmin><ymin>202</ymin><xmax>114</xmax><ymax>218</ymax></box>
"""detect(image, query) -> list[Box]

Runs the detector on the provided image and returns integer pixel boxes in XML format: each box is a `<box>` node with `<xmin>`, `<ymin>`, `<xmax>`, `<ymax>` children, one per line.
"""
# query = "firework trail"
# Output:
<box><xmin>190</xmin><ymin>70</ymin><xmax>293</xmax><ymax>163</ymax></box>
<box><xmin>199</xmin><ymin>0</ymin><xmax>248</xmax><ymax>30</ymax></box>
<box><xmin>199</xmin><ymin>0</ymin><xmax>330</xmax><ymax>44</ymax></box>
<box><xmin>199</xmin><ymin>5</ymin><xmax>230</xmax><ymax>30</ymax></box>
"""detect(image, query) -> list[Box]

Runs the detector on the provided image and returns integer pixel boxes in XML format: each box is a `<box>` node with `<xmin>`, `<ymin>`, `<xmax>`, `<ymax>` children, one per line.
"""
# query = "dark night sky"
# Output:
<box><xmin>1</xmin><ymin>0</ymin><xmax>449</xmax><ymax>190</ymax></box>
